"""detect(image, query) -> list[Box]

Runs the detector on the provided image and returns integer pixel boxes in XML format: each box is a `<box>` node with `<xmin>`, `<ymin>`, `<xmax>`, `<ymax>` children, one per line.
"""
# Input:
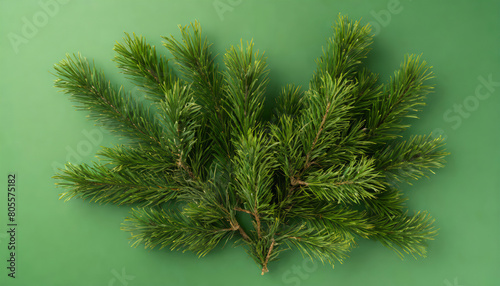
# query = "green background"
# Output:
<box><xmin>1</xmin><ymin>0</ymin><xmax>499</xmax><ymax>285</ymax></box>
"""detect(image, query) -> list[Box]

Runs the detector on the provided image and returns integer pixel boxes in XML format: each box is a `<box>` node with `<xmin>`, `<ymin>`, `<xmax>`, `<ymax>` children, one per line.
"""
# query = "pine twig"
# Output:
<box><xmin>261</xmin><ymin>238</ymin><xmax>275</xmax><ymax>275</ymax></box>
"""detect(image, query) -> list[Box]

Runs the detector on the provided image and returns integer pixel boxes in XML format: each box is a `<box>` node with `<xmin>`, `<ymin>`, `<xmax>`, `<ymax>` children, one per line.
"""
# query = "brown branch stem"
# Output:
<box><xmin>261</xmin><ymin>238</ymin><xmax>276</xmax><ymax>275</ymax></box>
<box><xmin>229</xmin><ymin>219</ymin><xmax>250</xmax><ymax>241</ymax></box>
<box><xmin>235</xmin><ymin>206</ymin><xmax>262</xmax><ymax>239</ymax></box>
<box><xmin>234</xmin><ymin>207</ymin><xmax>252</xmax><ymax>214</ymax></box>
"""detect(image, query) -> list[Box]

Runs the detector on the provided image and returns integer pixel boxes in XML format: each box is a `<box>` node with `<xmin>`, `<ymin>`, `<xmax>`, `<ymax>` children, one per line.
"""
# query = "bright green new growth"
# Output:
<box><xmin>53</xmin><ymin>15</ymin><xmax>447</xmax><ymax>274</ymax></box>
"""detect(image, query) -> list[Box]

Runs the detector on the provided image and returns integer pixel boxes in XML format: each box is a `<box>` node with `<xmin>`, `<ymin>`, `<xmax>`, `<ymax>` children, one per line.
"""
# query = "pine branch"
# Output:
<box><xmin>302</xmin><ymin>157</ymin><xmax>384</xmax><ymax>204</ymax></box>
<box><xmin>281</xmin><ymin>222</ymin><xmax>353</xmax><ymax>266</ymax></box>
<box><xmin>261</xmin><ymin>238</ymin><xmax>276</xmax><ymax>275</ymax></box>
<box><xmin>157</xmin><ymin>81</ymin><xmax>201</xmax><ymax>178</ymax></box>
<box><xmin>232</xmin><ymin>131</ymin><xmax>276</xmax><ymax>238</ymax></box>
<box><xmin>311</xmin><ymin>14</ymin><xmax>373</xmax><ymax>88</ymax></box>
<box><xmin>375</xmin><ymin>134</ymin><xmax>448</xmax><ymax>182</ymax></box>
<box><xmin>364</xmin><ymin>187</ymin><xmax>408</xmax><ymax>217</ymax></box>
<box><xmin>163</xmin><ymin>21</ymin><xmax>232</xmax><ymax>172</ymax></box>
<box><xmin>54</xmin><ymin>53</ymin><xmax>166</xmax><ymax>147</ymax></box>
<box><xmin>299</xmin><ymin>76</ymin><xmax>355</xmax><ymax>173</ymax></box>
<box><xmin>269</xmin><ymin>86</ymin><xmax>305</xmax><ymax>183</ymax></box>
<box><xmin>54</xmin><ymin>162</ymin><xmax>178</xmax><ymax>206</ymax></box>
<box><xmin>288</xmin><ymin>201</ymin><xmax>374</xmax><ymax>238</ymax></box>
<box><xmin>122</xmin><ymin>207</ymin><xmax>234</xmax><ymax>257</ymax></box>
<box><xmin>274</xmin><ymin>84</ymin><xmax>304</xmax><ymax>119</ymax></box>
<box><xmin>97</xmin><ymin>145</ymin><xmax>176</xmax><ymax>173</ymax></box>
<box><xmin>368</xmin><ymin>211</ymin><xmax>437</xmax><ymax>258</ymax></box>
<box><xmin>222</xmin><ymin>40</ymin><xmax>273</xmax><ymax>240</ymax></box>
<box><xmin>176</xmin><ymin>168</ymin><xmax>250</xmax><ymax>241</ymax></box>
<box><xmin>162</xmin><ymin>21</ymin><xmax>225</xmax><ymax>109</ymax></box>
<box><xmin>113</xmin><ymin>32</ymin><xmax>176</xmax><ymax>102</ymax></box>
<box><xmin>366</xmin><ymin>54</ymin><xmax>434</xmax><ymax>142</ymax></box>
<box><xmin>270</xmin><ymin>115</ymin><xmax>303</xmax><ymax>180</ymax></box>
<box><xmin>243</xmin><ymin>218</ymin><xmax>284</xmax><ymax>274</ymax></box>
<box><xmin>321</xmin><ymin>120</ymin><xmax>371</xmax><ymax>168</ymax></box>
<box><xmin>189</xmin><ymin>121</ymin><xmax>215</xmax><ymax>179</ymax></box>
<box><xmin>223</xmin><ymin>39</ymin><xmax>269</xmax><ymax>137</ymax></box>
<box><xmin>351</xmin><ymin>68</ymin><xmax>383</xmax><ymax>117</ymax></box>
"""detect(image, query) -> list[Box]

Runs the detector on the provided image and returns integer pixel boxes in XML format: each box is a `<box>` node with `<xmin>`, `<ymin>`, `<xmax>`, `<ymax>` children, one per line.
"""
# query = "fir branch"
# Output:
<box><xmin>163</xmin><ymin>21</ymin><xmax>232</xmax><ymax>172</ymax></box>
<box><xmin>303</xmin><ymin>157</ymin><xmax>384</xmax><ymax>204</ymax></box>
<box><xmin>375</xmin><ymin>134</ymin><xmax>448</xmax><ymax>182</ymax></box>
<box><xmin>122</xmin><ymin>207</ymin><xmax>234</xmax><ymax>257</ymax></box>
<box><xmin>208</xmin><ymin>38</ymin><xmax>272</xmax><ymax>188</ymax></box>
<box><xmin>261</xmin><ymin>238</ymin><xmax>276</xmax><ymax>275</ymax></box>
<box><xmin>368</xmin><ymin>211</ymin><xmax>437</xmax><ymax>258</ymax></box>
<box><xmin>223</xmin><ymin>39</ymin><xmax>269</xmax><ymax>137</ymax></box>
<box><xmin>54</xmin><ymin>162</ymin><xmax>178</xmax><ymax>206</ymax></box>
<box><xmin>157</xmin><ymin>81</ymin><xmax>201</xmax><ymax>178</ymax></box>
<box><xmin>54</xmin><ymin>53</ymin><xmax>166</xmax><ymax>147</ymax></box>
<box><xmin>232</xmin><ymin>131</ymin><xmax>277</xmax><ymax>238</ymax></box>
<box><xmin>269</xmin><ymin>88</ymin><xmax>305</xmax><ymax>189</ymax></box>
<box><xmin>364</xmin><ymin>187</ymin><xmax>408</xmax><ymax>217</ymax></box>
<box><xmin>162</xmin><ymin>21</ymin><xmax>225</xmax><ymax>109</ymax></box>
<box><xmin>288</xmin><ymin>201</ymin><xmax>373</xmax><ymax>238</ymax></box>
<box><xmin>177</xmin><ymin>168</ymin><xmax>251</xmax><ymax>241</ymax></box>
<box><xmin>311</xmin><ymin>14</ymin><xmax>373</xmax><ymax>88</ymax></box>
<box><xmin>98</xmin><ymin>145</ymin><xmax>176</xmax><ymax>173</ymax></box>
<box><xmin>321</xmin><ymin>120</ymin><xmax>371</xmax><ymax>167</ymax></box>
<box><xmin>243</xmin><ymin>218</ymin><xmax>284</xmax><ymax>274</ymax></box>
<box><xmin>269</xmin><ymin>115</ymin><xmax>303</xmax><ymax>179</ymax></box>
<box><xmin>366</xmin><ymin>54</ymin><xmax>434</xmax><ymax>142</ymax></box>
<box><xmin>274</xmin><ymin>84</ymin><xmax>304</xmax><ymax>119</ymax></box>
<box><xmin>189</xmin><ymin>122</ymin><xmax>214</xmax><ymax>179</ymax></box>
<box><xmin>281</xmin><ymin>222</ymin><xmax>353</xmax><ymax>266</ymax></box>
<box><xmin>113</xmin><ymin>33</ymin><xmax>176</xmax><ymax>102</ymax></box>
<box><xmin>351</xmin><ymin>68</ymin><xmax>383</xmax><ymax>117</ymax></box>
<box><xmin>299</xmin><ymin>76</ymin><xmax>354</xmax><ymax>172</ymax></box>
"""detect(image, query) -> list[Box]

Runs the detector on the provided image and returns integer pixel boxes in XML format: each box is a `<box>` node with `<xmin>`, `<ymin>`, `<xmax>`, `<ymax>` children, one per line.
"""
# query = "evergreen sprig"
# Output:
<box><xmin>53</xmin><ymin>15</ymin><xmax>447</xmax><ymax>274</ymax></box>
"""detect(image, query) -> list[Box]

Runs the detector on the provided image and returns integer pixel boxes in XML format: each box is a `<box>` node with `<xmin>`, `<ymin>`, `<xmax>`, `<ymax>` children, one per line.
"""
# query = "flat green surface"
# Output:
<box><xmin>1</xmin><ymin>0</ymin><xmax>499</xmax><ymax>285</ymax></box>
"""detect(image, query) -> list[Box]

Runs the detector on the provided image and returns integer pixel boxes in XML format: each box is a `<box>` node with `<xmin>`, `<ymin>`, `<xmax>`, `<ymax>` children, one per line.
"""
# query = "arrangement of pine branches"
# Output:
<box><xmin>53</xmin><ymin>15</ymin><xmax>447</xmax><ymax>274</ymax></box>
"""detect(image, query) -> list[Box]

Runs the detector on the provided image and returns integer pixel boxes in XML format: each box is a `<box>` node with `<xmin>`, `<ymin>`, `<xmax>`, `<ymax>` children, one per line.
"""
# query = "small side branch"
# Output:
<box><xmin>290</xmin><ymin>101</ymin><xmax>331</xmax><ymax>193</ymax></box>
<box><xmin>238</xmin><ymin>226</ymin><xmax>250</xmax><ymax>241</ymax></box>
<box><xmin>229</xmin><ymin>218</ymin><xmax>250</xmax><ymax>241</ymax></box>
<box><xmin>234</xmin><ymin>207</ymin><xmax>252</xmax><ymax>214</ymax></box>
<box><xmin>304</xmin><ymin>101</ymin><xmax>331</xmax><ymax>168</ymax></box>
<box><xmin>261</xmin><ymin>238</ymin><xmax>276</xmax><ymax>275</ymax></box>
<box><xmin>176</xmin><ymin>158</ymin><xmax>195</xmax><ymax>180</ymax></box>
<box><xmin>235</xmin><ymin>206</ymin><xmax>262</xmax><ymax>239</ymax></box>
<box><xmin>254</xmin><ymin>211</ymin><xmax>261</xmax><ymax>239</ymax></box>
<box><xmin>290</xmin><ymin>176</ymin><xmax>309</xmax><ymax>186</ymax></box>
<box><xmin>254</xmin><ymin>200</ymin><xmax>261</xmax><ymax>239</ymax></box>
